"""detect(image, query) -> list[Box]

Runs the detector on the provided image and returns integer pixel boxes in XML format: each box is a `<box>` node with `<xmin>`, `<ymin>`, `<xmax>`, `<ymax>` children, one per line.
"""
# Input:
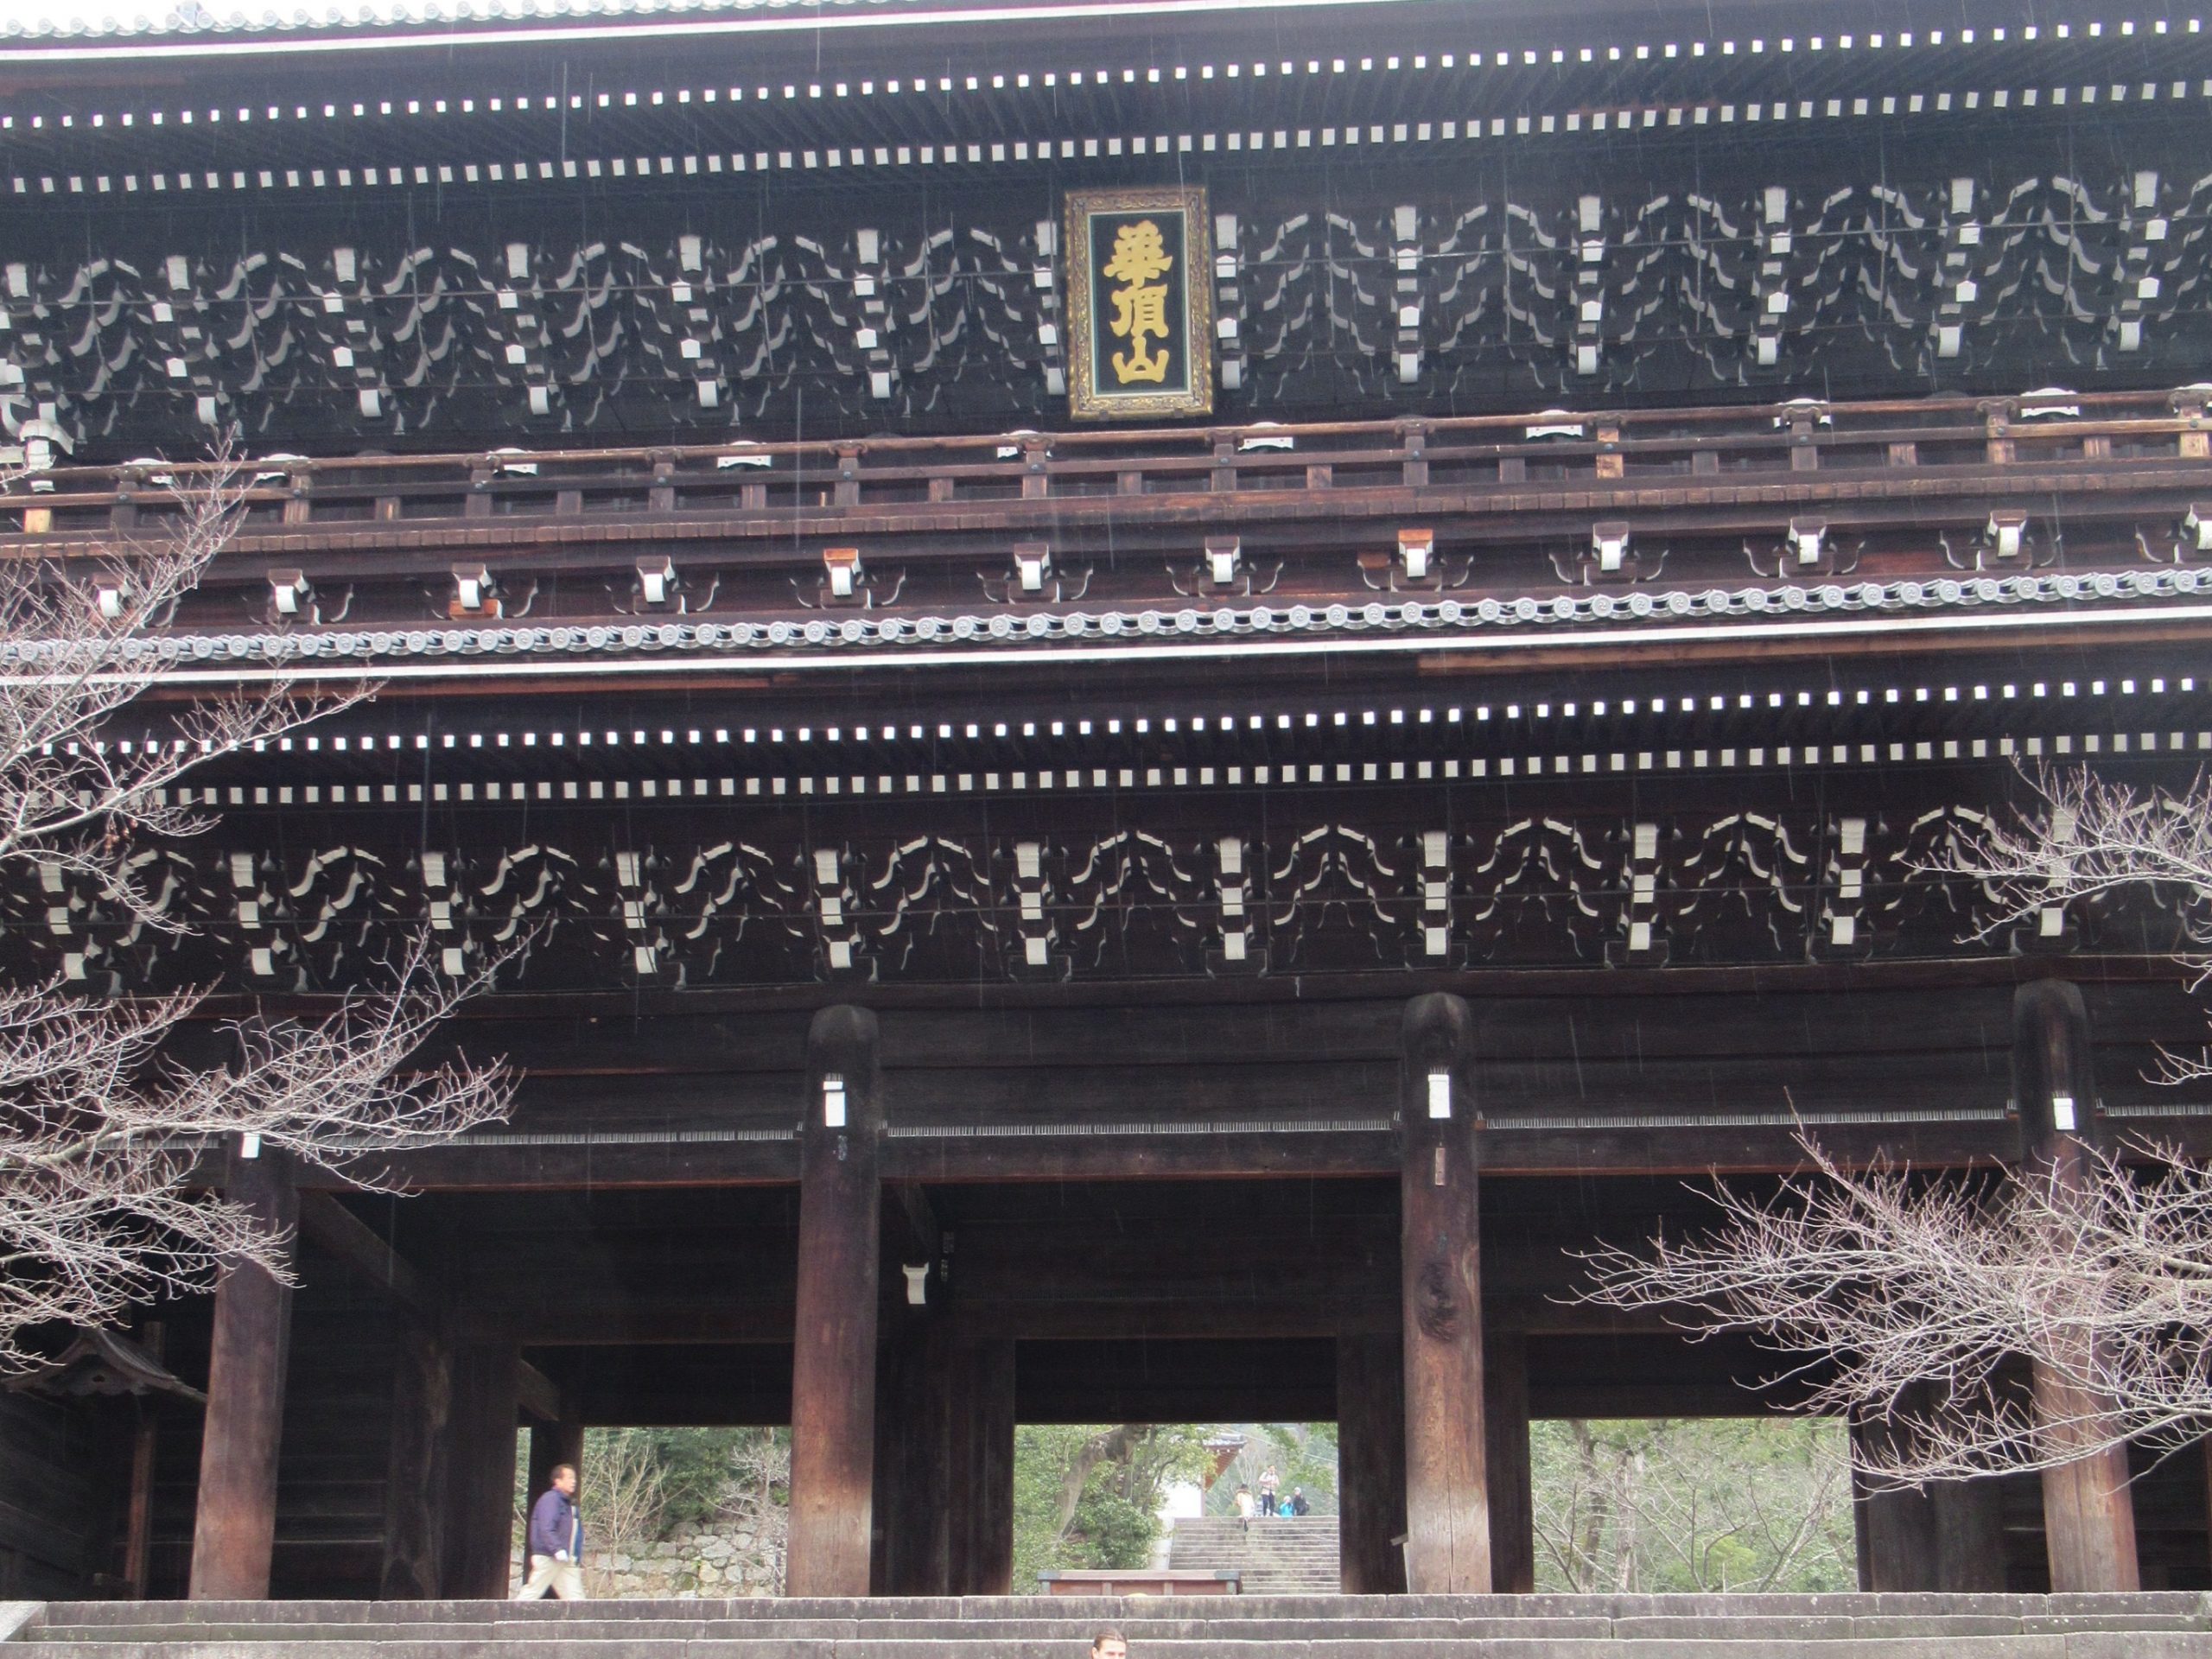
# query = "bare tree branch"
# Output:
<box><xmin>0</xmin><ymin>445</ymin><xmax>513</xmax><ymax>1370</ymax></box>
<box><xmin>1580</xmin><ymin>1131</ymin><xmax>2212</xmax><ymax>1482</ymax></box>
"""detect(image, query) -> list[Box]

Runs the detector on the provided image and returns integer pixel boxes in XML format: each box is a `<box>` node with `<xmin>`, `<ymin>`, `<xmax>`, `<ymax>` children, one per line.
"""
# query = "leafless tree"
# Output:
<box><xmin>1951</xmin><ymin>765</ymin><xmax>2212</xmax><ymax>1080</ymax></box>
<box><xmin>1580</xmin><ymin>1132</ymin><xmax>2212</xmax><ymax>1481</ymax></box>
<box><xmin>1581</xmin><ymin>765</ymin><xmax>2212</xmax><ymax>1482</ymax></box>
<box><xmin>0</xmin><ymin>454</ymin><xmax>512</xmax><ymax>1370</ymax></box>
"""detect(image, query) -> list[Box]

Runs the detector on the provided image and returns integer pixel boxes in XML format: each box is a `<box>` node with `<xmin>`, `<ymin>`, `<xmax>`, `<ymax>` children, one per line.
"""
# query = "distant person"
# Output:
<box><xmin>1257</xmin><ymin>1465</ymin><xmax>1279</xmax><ymax>1518</ymax></box>
<box><xmin>1091</xmin><ymin>1631</ymin><xmax>1127</xmax><ymax>1659</ymax></box>
<box><xmin>1232</xmin><ymin>1484</ymin><xmax>1255</xmax><ymax>1531</ymax></box>
<box><xmin>1289</xmin><ymin>1487</ymin><xmax>1310</xmax><ymax>1516</ymax></box>
<box><xmin>1278</xmin><ymin>1497</ymin><xmax>1294</xmax><ymax>1517</ymax></box>
<box><xmin>515</xmin><ymin>1462</ymin><xmax>586</xmax><ymax>1599</ymax></box>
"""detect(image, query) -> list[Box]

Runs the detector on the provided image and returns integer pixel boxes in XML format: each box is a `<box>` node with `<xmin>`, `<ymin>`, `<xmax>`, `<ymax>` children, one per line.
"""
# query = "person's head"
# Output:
<box><xmin>550</xmin><ymin>1463</ymin><xmax>578</xmax><ymax>1496</ymax></box>
<box><xmin>1091</xmin><ymin>1630</ymin><xmax>1127</xmax><ymax>1659</ymax></box>
<box><xmin>1235</xmin><ymin>1484</ymin><xmax>1249</xmax><ymax>1494</ymax></box>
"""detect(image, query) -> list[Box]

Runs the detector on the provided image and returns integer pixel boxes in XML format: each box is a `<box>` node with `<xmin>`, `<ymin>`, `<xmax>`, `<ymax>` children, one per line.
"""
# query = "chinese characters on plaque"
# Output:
<box><xmin>1064</xmin><ymin>187</ymin><xmax>1214</xmax><ymax>420</ymax></box>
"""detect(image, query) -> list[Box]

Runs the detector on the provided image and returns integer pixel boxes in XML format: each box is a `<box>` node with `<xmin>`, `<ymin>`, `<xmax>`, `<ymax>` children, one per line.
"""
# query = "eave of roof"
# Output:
<box><xmin>0</xmin><ymin>0</ymin><xmax>1405</xmax><ymax>61</ymax></box>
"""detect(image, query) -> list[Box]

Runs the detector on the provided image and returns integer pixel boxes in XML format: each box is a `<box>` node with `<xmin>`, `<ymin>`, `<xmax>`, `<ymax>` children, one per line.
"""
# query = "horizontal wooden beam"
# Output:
<box><xmin>296</xmin><ymin>1191</ymin><xmax>435</xmax><ymax>1325</ymax></box>
<box><xmin>326</xmin><ymin>1113</ymin><xmax>2212</xmax><ymax>1194</ymax></box>
<box><xmin>514</xmin><ymin>1357</ymin><xmax>563</xmax><ymax>1425</ymax></box>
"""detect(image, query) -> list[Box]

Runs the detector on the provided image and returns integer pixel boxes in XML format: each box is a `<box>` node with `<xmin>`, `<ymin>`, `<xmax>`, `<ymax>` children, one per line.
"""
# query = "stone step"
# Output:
<box><xmin>12</xmin><ymin>1637</ymin><xmax>2212</xmax><ymax>1659</ymax></box>
<box><xmin>30</xmin><ymin>1595</ymin><xmax>2212</xmax><ymax>1628</ymax></box>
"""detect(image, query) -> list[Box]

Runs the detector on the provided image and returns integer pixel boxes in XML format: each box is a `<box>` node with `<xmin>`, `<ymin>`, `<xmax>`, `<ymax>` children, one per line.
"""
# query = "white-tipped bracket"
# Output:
<box><xmin>1014</xmin><ymin>541</ymin><xmax>1052</xmax><ymax>594</ymax></box>
<box><xmin>1986</xmin><ymin>511</ymin><xmax>2028</xmax><ymax>560</ymax></box>
<box><xmin>823</xmin><ymin>546</ymin><xmax>862</xmax><ymax>599</ymax></box>
<box><xmin>451</xmin><ymin>563</ymin><xmax>495</xmax><ymax>613</ymax></box>
<box><xmin>1592</xmin><ymin>520</ymin><xmax>1630</xmax><ymax>574</ymax></box>
<box><xmin>1205</xmin><ymin>536</ymin><xmax>1241</xmax><ymax>587</ymax></box>
<box><xmin>1398</xmin><ymin>528</ymin><xmax>1433</xmax><ymax>582</ymax></box>
<box><xmin>92</xmin><ymin>579</ymin><xmax>128</xmax><ymax>621</ymax></box>
<box><xmin>269</xmin><ymin>568</ymin><xmax>310</xmax><ymax>616</ymax></box>
<box><xmin>636</xmin><ymin>556</ymin><xmax>677</xmax><ymax>607</ymax></box>
<box><xmin>2186</xmin><ymin>505</ymin><xmax>2212</xmax><ymax>553</ymax></box>
<box><xmin>902</xmin><ymin>1263</ymin><xmax>929</xmax><ymax>1306</ymax></box>
<box><xmin>1788</xmin><ymin>518</ymin><xmax>1827</xmax><ymax>567</ymax></box>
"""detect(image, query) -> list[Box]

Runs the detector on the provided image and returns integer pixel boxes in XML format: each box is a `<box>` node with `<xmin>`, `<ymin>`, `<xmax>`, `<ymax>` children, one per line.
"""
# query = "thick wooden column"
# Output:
<box><xmin>380</xmin><ymin>1320</ymin><xmax>452</xmax><ymax>1599</ymax></box>
<box><xmin>1933</xmin><ymin>1479</ymin><xmax>2007</xmax><ymax>1591</ymax></box>
<box><xmin>528</xmin><ymin>1419</ymin><xmax>586</xmax><ymax>1504</ymax></box>
<box><xmin>188</xmin><ymin>1147</ymin><xmax>296</xmax><ymax>1600</ymax></box>
<box><xmin>122</xmin><ymin>1323</ymin><xmax>165</xmax><ymax>1599</ymax></box>
<box><xmin>787</xmin><ymin>1005</ymin><xmax>885</xmax><ymax>1597</ymax></box>
<box><xmin>947</xmin><ymin>1338</ymin><xmax>1015</xmax><ymax>1594</ymax></box>
<box><xmin>2014</xmin><ymin>981</ymin><xmax>2140</xmax><ymax>1592</ymax></box>
<box><xmin>1484</xmin><ymin>1326</ymin><xmax>1535</xmax><ymax>1593</ymax></box>
<box><xmin>1850</xmin><ymin>1410</ymin><xmax>1937</xmax><ymax>1592</ymax></box>
<box><xmin>875</xmin><ymin>1319</ymin><xmax>955</xmax><ymax>1594</ymax></box>
<box><xmin>1336</xmin><ymin>1334</ymin><xmax>1408</xmax><ymax>1593</ymax></box>
<box><xmin>1399</xmin><ymin>992</ymin><xmax>1491</xmax><ymax>1593</ymax></box>
<box><xmin>440</xmin><ymin>1339</ymin><xmax>520</xmax><ymax>1599</ymax></box>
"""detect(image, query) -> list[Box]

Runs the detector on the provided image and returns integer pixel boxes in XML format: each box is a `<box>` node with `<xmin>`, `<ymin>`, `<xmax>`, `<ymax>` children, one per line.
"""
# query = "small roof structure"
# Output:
<box><xmin>6</xmin><ymin>1328</ymin><xmax>207</xmax><ymax>1406</ymax></box>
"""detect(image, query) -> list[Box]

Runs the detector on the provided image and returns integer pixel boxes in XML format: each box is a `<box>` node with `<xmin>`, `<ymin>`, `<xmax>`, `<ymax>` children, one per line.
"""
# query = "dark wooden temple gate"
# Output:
<box><xmin>3</xmin><ymin>0</ymin><xmax>2212</xmax><ymax>1605</ymax></box>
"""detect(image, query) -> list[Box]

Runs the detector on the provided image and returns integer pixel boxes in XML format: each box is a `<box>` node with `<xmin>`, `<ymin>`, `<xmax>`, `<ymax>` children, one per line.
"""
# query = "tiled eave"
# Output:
<box><xmin>0</xmin><ymin>9</ymin><xmax>2204</xmax><ymax>184</ymax></box>
<box><xmin>10</xmin><ymin>568</ymin><xmax>2210</xmax><ymax>688</ymax></box>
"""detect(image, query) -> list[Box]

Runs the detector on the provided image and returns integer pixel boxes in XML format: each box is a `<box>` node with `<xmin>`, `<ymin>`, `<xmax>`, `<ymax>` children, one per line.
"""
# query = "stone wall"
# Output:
<box><xmin>510</xmin><ymin>1522</ymin><xmax>785</xmax><ymax>1599</ymax></box>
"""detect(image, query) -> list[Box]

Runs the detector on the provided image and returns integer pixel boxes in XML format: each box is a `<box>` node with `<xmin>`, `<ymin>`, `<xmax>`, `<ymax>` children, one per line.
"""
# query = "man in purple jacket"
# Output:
<box><xmin>515</xmin><ymin>1463</ymin><xmax>586</xmax><ymax>1599</ymax></box>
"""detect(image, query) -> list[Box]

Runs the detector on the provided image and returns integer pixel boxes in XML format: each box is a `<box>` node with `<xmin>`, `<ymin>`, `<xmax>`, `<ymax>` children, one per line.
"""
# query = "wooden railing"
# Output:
<box><xmin>6</xmin><ymin>387</ymin><xmax>2208</xmax><ymax>543</ymax></box>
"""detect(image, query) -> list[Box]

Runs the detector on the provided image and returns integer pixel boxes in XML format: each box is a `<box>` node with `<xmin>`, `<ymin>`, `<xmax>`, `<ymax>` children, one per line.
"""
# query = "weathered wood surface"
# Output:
<box><xmin>785</xmin><ymin>1006</ymin><xmax>884</xmax><ymax>1598</ymax></box>
<box><xmin>188</xmin><ymin>1149</ymin><xmax>296</xmax><ymax>1601</ymax></box>
<box><xmin>1337</xmin><ymin>1332</ymin><xmax>1408</xmax><ymax>1595</ymax></box>
<box><xmin>439</xmin><ymin>1340</ymin><xmax>519</xmax><ymax>1599</ymax></box>
<box><xmin>1399</xmin><ymin>994</ymin><xmax>1491</xmax><ymax>1594</ymax></box>
<box><xmin>2015</xmin><ymin>982</ymin><xmax>2142</xmax><ymax>1594</ymax></box>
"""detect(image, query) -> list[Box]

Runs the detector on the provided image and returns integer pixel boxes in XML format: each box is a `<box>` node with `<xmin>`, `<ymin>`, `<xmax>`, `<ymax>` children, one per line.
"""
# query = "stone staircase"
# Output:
<box><xmin>1166</xmin><ymin>1515</ymin><xmax>1342</xmax><ymax>1594</ymax></box>
<box><xmin>8</xmin><ymin>1594</ymin><xmax>2212</xmax><ymax>1657</ymax></box>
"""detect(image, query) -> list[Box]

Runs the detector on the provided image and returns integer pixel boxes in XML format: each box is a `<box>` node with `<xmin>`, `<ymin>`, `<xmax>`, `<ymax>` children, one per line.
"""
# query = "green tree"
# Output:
<box><xmin>1531</xmin><ymin>1417</ymin><xmax>1854</xmax><ymax>1593</ymax></box>
<box><xmin>1012</xmin><ymin>1424</ymin><xmax>1218</xmax><ymax>1588</ymax></box>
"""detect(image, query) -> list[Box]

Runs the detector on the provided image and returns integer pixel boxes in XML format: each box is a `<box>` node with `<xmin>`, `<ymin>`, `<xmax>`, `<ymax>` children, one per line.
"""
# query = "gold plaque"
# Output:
<box><xmin>1063</xmin><ymin>186</ymin><xmax>1214</xmax><ymax>421</ymax></box>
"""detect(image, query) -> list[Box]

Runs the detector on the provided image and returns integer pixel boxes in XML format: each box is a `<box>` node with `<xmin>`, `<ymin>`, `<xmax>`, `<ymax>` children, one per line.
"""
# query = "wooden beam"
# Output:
<box><xmin>1399</xmin><ymin>993</ymin><xmax>1490</xmax><ymax>1594</ymax></box>
<box><xmin>515</xmin><ymin>1357</ymin><xmax>563</xmax><ymax>1426</ymax></box>
<box><xmin>786</xmin><ymin>1005</ymin><xmax>884</xmax><ymax>1598</ymax></box>
<box><xmin>2016</xmin><ymin>981</ymin><xmax>2141</xmax><ymax>1593</ymax></box>
<box><xmin>1484</xmin><ymin>1326</ymin><xmax>1535</xmax><ymax>1595</ymax></box>
<box><xmin>1934</xmin><ymin>1478</ymin><xmax>2007</xmax><ymax>1592</ymax></box>
<box><xmin>528</xmin><ymin>1421</ymin><xmax>586</xmax><ymax>1505</ymax></box>
<box><xmin>1852</xmin><ymin>1405</ymin><xmax>1938</xmax><ymax>1592</ymax></box>
<box><xmin>1336</xmin><ymin>1333</ymin><xmax>1408</xmax><ymax>1595</ymax></box>
<box><xmin>296</xmin><ymin>1192</ymin><xmax>435</xmax><ymax>1324</ymax></box>
<box><xmin>380</xmin><ymin>1321</ymin><xmax>451</xmax><ymax>1599</ymax></box>
<box><xmin>441</xmin><ymin>1340</ymin><xmax>521</xmax><ymax>1599</ymax></box>
<box><xmin>874</xmin><ymin>1317</ymin><xmax>953</xmax><ymax>1593</ymax></box>
<box><xmin>188</xmin><ymin>1147</ymin><xmax>296</xmax><ymax>1600</ymax></box>
<box><xmin>948</xmin><ymin>1338</ymin><xmax>1015</xmax><ymax>1595</ymax></box>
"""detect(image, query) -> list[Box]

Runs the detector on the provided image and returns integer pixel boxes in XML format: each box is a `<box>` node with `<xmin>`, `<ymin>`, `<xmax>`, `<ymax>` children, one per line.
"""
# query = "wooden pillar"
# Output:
<box><xmin>876</xmin><ymin>1319</ymin><xmax>954</xmax><ymax>1595</ymax></box>
<box><xmin>787</xmin><ymin>1005</ymin><xmax>884</xmax><ymax>1597</ymax></box>
<box><xmin>947</xmin><ymin>1338</ymin><xmax>1015</xmax><ymax>1594</ymax></box>
<box><xmin>2014</xmin><ymin>981</ymin><xmax>2140</xmax><ymax>1592</ymax></box>
<box><xmin>1484</xmin><ymin>1325</ymin><xmax>1535</xmax><ymax>1594</ymax></box>
<box><xmin>121</xmin><ymin>1323</ymin><xmax>164</xmax><ymax>1599</ymax></box>
<box><xmin>1850</xmin><ymin>1410</ymin><xmax>1937</xmax><ymax>1592</ymax></box>
<box><xmin>188</xmin><ymin>1147</ymin><xmax>296</xmax><ymax>1600</ymax></box>
<box><xmin>1336</xmin><ymin>1334</ymin><xmax>1408</xmax><ymax>1594</ymax></box>
<box><xmin>440</xmin><ymin>1339</ymin><xmax>520</xmax><ymax>1599</ymax></box>
<box><xmin>528</xmin><ymin>1419</ymin><xmax>586</xmax><ymax>1505</ymax></box>
<box><xmin>1933</xmin><ymin>1479</ymin><xmax>2008</xmax><ymax>1591</ymax></box>
<box><xmin>380</xmin><ymin>1320</ymin><xmax>452</xmax><ymax>1599</ymax></box>
<box><xmin>1399</xmin><ymin>992</ymin><xmax>1491</xmax><ymax>1592</ymax></box>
